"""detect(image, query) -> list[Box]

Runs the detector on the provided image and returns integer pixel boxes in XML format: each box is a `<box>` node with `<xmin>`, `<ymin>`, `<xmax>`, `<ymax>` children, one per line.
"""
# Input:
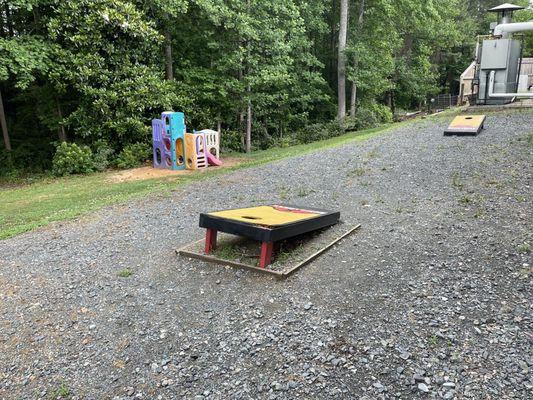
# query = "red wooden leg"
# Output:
<box><xmin>259</xmin><ymin>241</ymin><xmax>274</xmax><ymax>268</ymax></box>
<box><xmin>205</xmin><ymin>229</ymin><xmax>217</xmax><ymax>254</ymax></box>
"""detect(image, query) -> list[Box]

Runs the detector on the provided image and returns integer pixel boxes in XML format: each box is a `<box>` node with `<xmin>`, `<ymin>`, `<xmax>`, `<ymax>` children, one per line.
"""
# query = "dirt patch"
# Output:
<box><xmin>106</xmin><ymin>157</ymin><xmax>245</xmax><ymax>183</ymax></box>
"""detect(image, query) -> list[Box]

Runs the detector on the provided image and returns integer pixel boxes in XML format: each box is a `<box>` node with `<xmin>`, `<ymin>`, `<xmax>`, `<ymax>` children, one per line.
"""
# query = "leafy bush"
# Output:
<box><xmin>52</xmin><ymin>142</ymin><xmax>95</xmax><ymax>176</ymax></box>
<box><xmin>278</xmin><ymin>136</ymin><xmax>298</xmax><ymax>148</ymax></box>
<box><xmin>296</xmin><ymin>120</ymin><xmax>346</xmax><ymax>144</ymax></box>
<box><xmin>368</xmin><ymin>102</ymin><xmax>393</xmax><ymax>124</ymax></box>
<box><xmin>325</xmin><ymin>120</ymin><xmax>345</xmax><ymax>138</ymax></box>
<box><xmin>115</xmin><ymin>142</ymin><xmax>151</xmax><ymax>169</ymax></box>
<box><xmin>91</xmin><ymin>140</ymin><xmax>114</xmax><ymax>172</ymax></box>
<box><xmin>355</xmin><ymin>102</ymin><xmax>393</xmax><ymax>130</ymax></box>
<box><xmin>355</xmin><ymin>108</ymin><xmax>380</xmax><ymax>130</ymax></box>
<box><xmin>295</xmin><ymin>122</ymin><xmax>326</xmax><ymax>144</ymax></box>
<box><xmin>220</xmin><ymin>130</ymin><xmax>242</xmax><ymax>152</ymax></box>
<box><xmin>0</xmin><ymin>149</ymin><xmax>15</xmax><ymax>177</ymax></box>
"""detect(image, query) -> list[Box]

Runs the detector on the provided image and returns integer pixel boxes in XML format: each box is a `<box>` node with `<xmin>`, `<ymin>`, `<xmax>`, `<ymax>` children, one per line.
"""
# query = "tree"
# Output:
<box><xmin>348</xmin><ymin>0</ymin><xmax>364</xmax><ymax>117</ymax></box>
<box><xmin>0</xmin><ymin>0</ymin><xmax>507</xmax><ymax>173</ymax></box>
<box><xmin>47</xmin><ymin>0</ymin><xmax>180</xmax><ymax>145</ymax></box>
<box><xmin>0</xmin><ymin>88</ymin><xmax>10</xmax><ymax>151</ymax></box>
<box><xmin>0</xmin><ymin>33</ymin><xmax>59</xmax><ymax>147</ymax></box>
<box><xmin>337</xmin><ymin>0</ymin><xmax>348</xmax><ymax>121</ymax></box>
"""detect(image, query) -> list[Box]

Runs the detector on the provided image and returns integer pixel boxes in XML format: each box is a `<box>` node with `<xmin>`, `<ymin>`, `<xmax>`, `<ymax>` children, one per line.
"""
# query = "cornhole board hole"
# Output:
<box><xmin>444</xmin><ymin>115</ymin><xmax>486</xmax><ymax>136</ymax></box>
<box><xmin>177</xmin><ymin>205</ymin><xmax>360</xmax><ymax>277</ymax></box>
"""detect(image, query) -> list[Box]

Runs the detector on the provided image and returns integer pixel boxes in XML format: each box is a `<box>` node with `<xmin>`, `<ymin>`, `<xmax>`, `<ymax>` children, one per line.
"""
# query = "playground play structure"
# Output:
<box><xmin>151</xmin><ymin>111</ymin><xmax>222</xmax><ymax>170</ymax></box>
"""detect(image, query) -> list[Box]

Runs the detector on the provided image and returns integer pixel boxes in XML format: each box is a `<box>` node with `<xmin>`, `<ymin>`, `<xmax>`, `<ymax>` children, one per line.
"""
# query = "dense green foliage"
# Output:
<box><xmin>1</xmin><ymin>0</ymin><xmax>532</xmax><ymax>175</ymax></box>
<box><xmin>52</xmin><ymin>142</ymin><xmax>95</xmax><ymax>176</ymax></box>
<box><xmin>115</xmin><ymin>142</ymin><xmax>151</xmax><ymax>169</ymax></box>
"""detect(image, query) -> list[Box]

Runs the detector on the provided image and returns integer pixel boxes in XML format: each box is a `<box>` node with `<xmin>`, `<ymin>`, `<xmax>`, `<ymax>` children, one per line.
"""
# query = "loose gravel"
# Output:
<box><xmin>1</xmin><ymin>111</ymin><xmax>532</xmax><ymax>399</ymax></box>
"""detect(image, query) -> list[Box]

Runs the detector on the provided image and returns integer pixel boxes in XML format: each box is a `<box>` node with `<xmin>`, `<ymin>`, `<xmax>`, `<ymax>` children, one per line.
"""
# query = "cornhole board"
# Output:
<box><xmin>177</xmin><ymin>205</ymin><xmax>359</xmax><ymax>277</ymax></box>
<box><xmin>444</xmin><ymin>115</ymin><xmax>486</xmax><ymax>136</ymax></box>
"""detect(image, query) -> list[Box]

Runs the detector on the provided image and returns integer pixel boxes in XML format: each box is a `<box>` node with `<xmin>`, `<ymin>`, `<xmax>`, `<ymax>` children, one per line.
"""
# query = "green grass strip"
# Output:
<box><xmin>0</xmin><ymin>120</ymin><xmax>414</xmax><ymax>240</ymax></box>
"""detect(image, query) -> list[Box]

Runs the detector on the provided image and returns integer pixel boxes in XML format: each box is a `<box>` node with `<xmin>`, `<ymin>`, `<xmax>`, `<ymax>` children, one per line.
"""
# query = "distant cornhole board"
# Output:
<box><xmin>444</xmin><ymin>115</ymin><xmax>486</xmax><ymax>136</ymax></box>
<box><xmin>177</xmin><ymin>205</ymin><xmax>360</xmax><ymax>277</ymax></box>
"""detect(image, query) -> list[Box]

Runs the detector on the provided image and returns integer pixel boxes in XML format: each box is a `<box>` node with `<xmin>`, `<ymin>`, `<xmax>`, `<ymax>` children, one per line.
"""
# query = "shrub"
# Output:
<box><xmin>295</xmin><ymin>123</ymin><xmax>327</xmax><ymax>144</ymax></box>
<box><xmin>221</xmin><ymin>130</ymin><xmax>242</xmax><ymax>152</ymax></box>
<box><xmin>370</xmin><ymin>102</ymin><xmax>393</xmax><ymax>124</ymax></box>
<box><xmin>52</xmin><ymin>142</ymin><xmax>94</xmax><ymax>176</ymax></box>
<box><xmin>91</xmin><ymin>140</ymin><xmax>114</xmax><ymax>172</ymax></box>
<box><xmin>115</xmin><ymin>142</ymin><xmax>151</xmax><ymax>169</ymax></box>
<box><xmin>0</xmin><ymin>149</ymin><xmax>15</xmax><ymax>177</ymax></box>
<box><xmin>279</xmin><ymin>136</ymin><xmax>298</xmax><ymax>148</ymax></box>
<box><xmin>355</xmin><ymin>107</ymin><xmax>380</xmax><ymax>130</ymax></box>
<box><xmin>343</xmin><ymin>116</ymin><xmax>358</xmax><ymax>131</ymax></box>
<box><xmin>355</xmin><ymin>102</ymin><xmax>393</xmax><ymax>130</ymax></box>
<box><xmin>325</xmin><ymin>120</ymin><xmax>345</xmax><ymax>137</ymax></box>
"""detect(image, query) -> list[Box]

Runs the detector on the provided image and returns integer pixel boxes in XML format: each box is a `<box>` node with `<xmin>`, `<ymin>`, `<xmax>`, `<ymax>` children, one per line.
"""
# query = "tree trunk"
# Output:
<box><xmin>350</xmin><ymin>83</ymin><xmax>356</xmax><ymax>117</ymax></box>
<box><xmin>329</xmin><ymin>0</ymin><xmax>337</xmax><ymax>85</ymax></box>
<box><xmin>245</xmin><ymin>0</ymin><xmax>252</xmax><ymax>153</ymax></box>
<box><xmin>0</xmin><ymin>88</ymin><xmax>11</xmax><ymax>151</ymax></box>
<box><xmin>337</xmin><ymin>0</ymin><xmax>348</xmax><ymax>121</ymax></box>
<box><xmin>246</xmin><ymin>85</ymin><xmax>252</xmax><ymax>154</ymax></box>
<box><xmin>4</xmin><ymin>1</ymin><xmax>14</xmax><ymax>37</ymax></box>
<box><xmin>0</xmin><ymin>2</ymin><xmax>5</xmax><ymax>38</ymax></box>
<box><xmin>56</xmin><ymin>97</ymin><xmax>67</xmax><ymax>142</ymax></box>
<box><xmin>164</xmin><ymin>30</ymin><xmax>174</xmax><ymax>80</ymax></box>
<box><xmin>349</xmin><ymin>0</ymin><xmax>365</xmax><ymax>118</ymax></box>
<box><xmin>237</xmin><ymin>67</ymin><xmax>245</xmax><ymax>150</ymax></box>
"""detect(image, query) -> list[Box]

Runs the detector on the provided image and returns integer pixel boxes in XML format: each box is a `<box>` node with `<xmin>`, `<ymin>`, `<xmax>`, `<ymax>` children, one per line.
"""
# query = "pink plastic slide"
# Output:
<box><xmin>207</xmin><ymin>152</ymin><xmax>223</xmax><ymax>166</ymax></box>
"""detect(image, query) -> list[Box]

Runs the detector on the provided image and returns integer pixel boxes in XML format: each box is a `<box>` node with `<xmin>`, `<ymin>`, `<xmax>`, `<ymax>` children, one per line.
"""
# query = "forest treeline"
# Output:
<box><xmin>0</xmin><ymin>0</ymin><xmax>531</xmax><ymax>175</ymax></box>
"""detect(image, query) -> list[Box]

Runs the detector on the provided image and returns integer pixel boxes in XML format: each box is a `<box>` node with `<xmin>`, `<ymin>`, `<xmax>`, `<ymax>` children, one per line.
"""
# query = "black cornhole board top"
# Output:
<box><xmin>199</xmin><ymin>205</ymin><xmax>340</xmax><ymax>243</ymax></box>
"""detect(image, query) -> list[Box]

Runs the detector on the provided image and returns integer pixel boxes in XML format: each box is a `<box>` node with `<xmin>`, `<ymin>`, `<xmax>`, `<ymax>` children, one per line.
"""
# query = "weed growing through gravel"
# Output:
<box><xmin>297</xmin><ymin>187</ymin><xmax>315</xmax><ymax>197</ymax></box>
<box><xmin>485</xmin><ymin>178</ymin><xmax>503</xmax><ymax>189</ymax></box>
<box><xmin>428</xmin><ymin>334</ymin><xmax>439</xmax><ymax>347</ymax></box>
<box><xmin>278</xmin><ymin>186</ymin><xmax>290</xmax><ymax>200</ymax></box>
<box><xmin>276</xmin><ymin>245</ymin><xmax>304</xmax><ymax>264</ymax></box>
<box><xmin>366</xmin><ymin>149</ymin><xmax>379</xmax><ymax>159</ymax></box>
<box><xmin>117</xmin><ymin>268</ymin><xmax>132</xmax><ymax>278</ymax></box>
<box><xmin>213</xmin><ymin>244</ymin><xmax>241</xmax><ymax>260</ymax></box>
<box><xmin>348</xmin><ymin>167</ymin><xmax>366</xmax><ymax>177</ymax></box>
<box><xmin>459</xmin><ymin>195</ymin><xmax>472</xmax><ymax>205</ymax></box>
<box><xmin>517</xmin><ymin>243</ymin><xmax>531</xmax><ymax>254</ymax></box>
<box><xmin>451</xmin><ymin>172</ymin><xmax>464</xmax><ymax>190</ymax></box>
<box><xmin>50</xmin><ymin>382</ymin><xmax>70</xmax><ymax>399</ymax></box>
<box><xmin>374</xmin><ymin>195</ymin><xmax>384</xmax><ymax>204</ymax></box>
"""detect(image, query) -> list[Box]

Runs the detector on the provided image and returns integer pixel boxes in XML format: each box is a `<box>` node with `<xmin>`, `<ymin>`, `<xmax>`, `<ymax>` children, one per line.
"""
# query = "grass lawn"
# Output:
<box><xmin>0</xmin><ymin>121</ymin><xmax>414</xmax><ymax>240</ymax></box>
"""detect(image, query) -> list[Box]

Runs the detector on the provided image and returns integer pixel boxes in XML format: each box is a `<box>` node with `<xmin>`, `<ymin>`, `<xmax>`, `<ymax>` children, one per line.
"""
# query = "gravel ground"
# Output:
<box><xmin>1</xmin><ymin>111</ymin><xmax>532</xmax><ymax>400</ymax></box>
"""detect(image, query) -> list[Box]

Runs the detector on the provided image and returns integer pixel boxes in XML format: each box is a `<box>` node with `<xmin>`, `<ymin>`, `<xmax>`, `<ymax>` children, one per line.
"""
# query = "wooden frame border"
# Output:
<box><xmin>176</xmin><ymin>224</ymin><xmax>361</xmax><ymax>278</ymax></box>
